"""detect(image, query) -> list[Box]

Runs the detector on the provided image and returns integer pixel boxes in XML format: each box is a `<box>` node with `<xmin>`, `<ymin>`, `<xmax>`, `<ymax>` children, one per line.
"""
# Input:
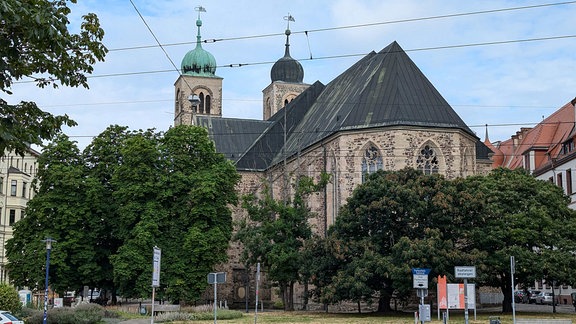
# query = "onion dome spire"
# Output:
<box><xmin>181</xmin><ymin>6</ymin><xmax>217</xmax><ymax>77</ymax></box>
<box><xmin>270</xmin><ymin>14</ymin><xmax>304</xmax><ymax>83</ymax></box>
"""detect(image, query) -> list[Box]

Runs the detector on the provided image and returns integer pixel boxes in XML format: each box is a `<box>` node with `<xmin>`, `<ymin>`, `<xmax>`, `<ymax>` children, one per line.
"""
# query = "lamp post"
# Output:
<box><xmin>188</xmin><ymin>94</ymin><xmax>200</xmax><ymax>125</ymax></box>
<box><xmin>42</xmin><ymin>238</ymin><xmax>55</xmax><ymax>324</ymax></box>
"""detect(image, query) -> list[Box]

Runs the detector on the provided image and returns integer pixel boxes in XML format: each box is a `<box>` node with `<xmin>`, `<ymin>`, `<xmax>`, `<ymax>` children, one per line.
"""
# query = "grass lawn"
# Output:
<box><xmin>175</xmin><ymin>310</ymin><xmax>576</xmax><ymax>323</ymax></box>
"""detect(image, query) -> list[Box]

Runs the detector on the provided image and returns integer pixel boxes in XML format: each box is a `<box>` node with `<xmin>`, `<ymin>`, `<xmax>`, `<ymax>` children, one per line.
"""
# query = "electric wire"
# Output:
<box><xmin>106</xmin><ymin>1</ymin><xmax>576</xmax><ymax>52</ymax></box>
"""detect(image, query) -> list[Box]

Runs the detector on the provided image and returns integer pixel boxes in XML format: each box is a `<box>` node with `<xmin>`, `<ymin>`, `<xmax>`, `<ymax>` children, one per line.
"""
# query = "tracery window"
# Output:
<box><xmin>417</xmin><ymin>145</ymin><xmax>439</xmax><ymax>175</ymax></box>
<box><xmin>361</xmin><ymin>145</ymin><xmax>383</xmax><ymax>182</ymax></box>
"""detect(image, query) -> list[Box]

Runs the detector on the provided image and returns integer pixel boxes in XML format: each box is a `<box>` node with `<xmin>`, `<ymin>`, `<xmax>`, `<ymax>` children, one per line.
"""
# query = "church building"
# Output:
<box><xmin>174</xmin><ymin>14</ymin><xmax>493</xmax><ymax>307</ymax></box>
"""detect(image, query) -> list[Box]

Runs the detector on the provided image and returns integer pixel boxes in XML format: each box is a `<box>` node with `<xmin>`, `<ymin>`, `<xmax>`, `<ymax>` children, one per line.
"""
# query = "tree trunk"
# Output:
<box><xmin>286</xmin><ymin>282</ymin><xmax>295</xmax><ymax>311</ymax></box>
<box><xmin>500</xmin><ymin>272</ymin><xmax>513</xmax><ymax>313</ymax></box>
<box><xmin>302</xmin><ymin>281</ymin><xmax>309</xmax><ymax>310</ymax></box>
<box><xmin>377</xmin><ymin>291</ymin><xmax>393</xmax><ymax>313</ymax></box>
<box><xmin>357</xmin><ymin>300</ymin><xmax>361</xmax><ymax>313</ymax></box>
<box><xmin>280</xmin><ymin>283</ymin><xmax>286</xmax><ymax>310</ymax></box>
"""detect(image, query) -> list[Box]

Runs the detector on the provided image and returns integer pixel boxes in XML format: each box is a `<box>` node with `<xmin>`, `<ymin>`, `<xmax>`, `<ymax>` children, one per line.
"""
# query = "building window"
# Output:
<box><xmin>417</xmin><ymin>144</ymin><xmax>439</xmax><ymax>175</ymax></box>
<box><xmin>568</xmin><ymin>169</ymin><xmax>573</xmax><ymax>195</ymax></box>
<box><xmin>22</xmin><ymin>182</ymin><xmax>27</xmax><ymax>198</ymax></box>
<box><xmin>557</xmin><ymin>173</ymin><xmax>563</xmax><ymax>190</ymax></box>
<box><xmin>10</xmin><ymin>180</ymin><xmax>17</xmax><ymax>196</ymax></box>
<box><xmin>0</xmin><ymin>177</ymin><xmax>3</xmax><ymax>194</ymax></box>
<box><xmin>20</xmin><ymin>210</ymin><xmax>24</xmax><ymax>222</ymax></box>
<box><xmin>361</xmin><ymin>144</ymin><xmax>383</xmax><ymax>182</ymax></box>
<box><xmin>9</xmin><ymin>210</ymin><xmax>15</xmax><ymax>225</ymax></box>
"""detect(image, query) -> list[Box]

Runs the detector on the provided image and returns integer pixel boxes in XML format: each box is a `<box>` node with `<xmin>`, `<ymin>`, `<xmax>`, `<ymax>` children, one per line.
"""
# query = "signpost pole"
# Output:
<box><xmin>464</xmin><ymin>278</ymin><xmax>468</xmax><ymax>324</ymax></box>
<box><xmin>151</xmin><ymin>247</ymin><xmax>161</xmax><ymax>324</ymax></box>
<box><xmin>254</xmin><ymin>263</ymin><xmax>260</xmax><ymax>324</ymax></box>
<box><xmin>455</xmin><ymin>266</ymin><xmax>475</xmax><ymax>324</ymax></box>
<box><xmin>511</xmin><ymin>256</ymin><xmax>516</xmax><ymax>324</ymax></box>
<box><xmin>214</xmin><ymin>279</ymin><xmax>217</xmax><ymax>324</ymax></box>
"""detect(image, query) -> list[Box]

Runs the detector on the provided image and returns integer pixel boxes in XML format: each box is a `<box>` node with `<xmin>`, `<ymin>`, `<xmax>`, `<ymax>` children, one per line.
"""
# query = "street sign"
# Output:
<box><xmin>152</xmin><ymin>247</ymin><xmax>161</xmax><ymax>287</ymax></box>
<box><xmin>207</xmin><ymin>272</ymin><xmax>226</xmax><ymax>284</ymax></box>
<box><xmin>412</xmin><ymin>268</ymin><xmax>430</xmax><ymax>289</ymax></box>
<box><xmin>454</xmin><ymin>266</ymin><xmax>476</xmax><ymax>278</ymax></box>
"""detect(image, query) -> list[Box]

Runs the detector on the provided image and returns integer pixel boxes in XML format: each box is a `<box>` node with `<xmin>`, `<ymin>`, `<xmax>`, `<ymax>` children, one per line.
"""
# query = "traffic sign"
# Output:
<box><xmin>455</xmin><ymin>266</ymin><xmax>476</xmax><ymax>278</ymax></box>
<box><xmin>412</xmin><ymin>268</ymin><xmax>430</xmax><ymax>288</ymax></box>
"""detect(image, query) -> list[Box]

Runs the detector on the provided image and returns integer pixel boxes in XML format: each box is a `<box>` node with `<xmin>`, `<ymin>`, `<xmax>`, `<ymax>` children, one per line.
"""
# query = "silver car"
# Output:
<box><xmin>535</xmin><ymin>292</ymin><xmax>556</xmax><ymax>305</ymax></box>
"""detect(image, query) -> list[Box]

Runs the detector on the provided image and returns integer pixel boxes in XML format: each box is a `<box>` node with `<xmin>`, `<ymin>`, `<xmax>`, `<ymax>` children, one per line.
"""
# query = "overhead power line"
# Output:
<box><xmin>106</xmin><ymin>1</ymin><xmax>576</xmax><ymax>52</ymax></box>
<box><xmin>13</xmin><ymin>33</ymin><xmax>576</xmax><ymax>85</ymax></box>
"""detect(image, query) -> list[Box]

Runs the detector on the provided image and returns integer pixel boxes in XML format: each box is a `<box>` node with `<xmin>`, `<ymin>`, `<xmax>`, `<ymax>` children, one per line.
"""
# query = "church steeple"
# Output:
<box><xmin>270</xmin><ymin>14</ymin><xmax>303</xmax><ymax>83</ymax></box>
<box><xmin>174</xmin><ymin>6</ymin><xmax>223</xmax><ymax>126</ymax></box>
<box><xmin>263</xmin><ymin>14</ymin><xmax>309</xmax><ymax>120</ymax></box>
<box><xmin>180</xmin><ymin>6</ymin><xmax>217</xmax><ymax>77</ymax></box>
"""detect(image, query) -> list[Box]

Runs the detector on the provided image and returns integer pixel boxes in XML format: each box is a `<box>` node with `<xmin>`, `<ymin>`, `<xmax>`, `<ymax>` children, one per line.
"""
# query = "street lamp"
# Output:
<box><xmin>187</xmin><ymin>94</ymin><xmax>201</xmax><ymax>125</ymax></box>
<box><xmin>42</xmin><ymin>238</ymin><xmax>55</xmax><ymax>324</ymax></box>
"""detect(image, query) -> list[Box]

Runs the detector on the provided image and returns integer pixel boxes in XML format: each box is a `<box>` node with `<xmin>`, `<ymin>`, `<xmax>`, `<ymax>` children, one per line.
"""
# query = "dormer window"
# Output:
<box><xmin>561</xmin><ymin>139</ymin><xmax>574</xmax><ymax>155</ymax></box>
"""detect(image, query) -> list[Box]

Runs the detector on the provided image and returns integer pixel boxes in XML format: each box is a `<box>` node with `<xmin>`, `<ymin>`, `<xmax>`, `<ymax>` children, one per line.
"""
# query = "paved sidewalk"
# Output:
<box><xmin>118</xmin><ymin>319</ymin><xmax>150</xmax><ymax>324</ymax></box>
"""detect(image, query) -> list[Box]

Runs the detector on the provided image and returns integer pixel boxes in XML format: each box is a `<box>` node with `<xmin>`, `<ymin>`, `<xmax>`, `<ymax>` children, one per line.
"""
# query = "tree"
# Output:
<box><xmin>0</xmin><ymin>0</ymin><xmax>107</xmax><ymax>155</ymax></box>
<box><xmin>0</xmin><ymin>284</ymin><xmax>21</xmax><ymax>314</ymax></box>
<box><xmin>235</xmin><ymin>175</ymin><xmax>328</xmax><ymax>310</ymax></box>
<box><xmin>319</xmin><ymin>168</ymin><xmax>470</xmax><ymax>312</ymax></box>
<box><xmin>6</xmin><ymin>134</ymin><xmax>99</xmax><ymax>294</ymax></box>
<box><xmin>103</xmin><ymin>125</ymin><xmax>240</xmax><ymax>302</ymax></box>
<box><xmin>458</xmin><ymin>168</ymin><xmax>576</xmax><ymax>312</ymax></box>
<box><xmin>7</xmin><ymin>125</ymin><xmax>240</xmax><ymax>304</ymax></box>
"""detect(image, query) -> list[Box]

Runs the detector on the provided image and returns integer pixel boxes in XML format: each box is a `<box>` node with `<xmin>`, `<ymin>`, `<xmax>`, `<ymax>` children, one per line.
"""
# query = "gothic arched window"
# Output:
<box><xmin>361</xmin><ymin>144</ymin><xmax>383</xmax><ymax>182</ymax></box>
<box><xmin>205</xmin><ymin>95</ymin><xmax>211</xmax><ymax>114</ymax></box>
<box><xmin>199</xmin><ymin>92</ymin><xmax>205</xmax><ymax>114</ymax></box>
<box><xmin>417</xmin><ymin>144</ymin><xmax>439</xmax><ymax>175</ymax></box>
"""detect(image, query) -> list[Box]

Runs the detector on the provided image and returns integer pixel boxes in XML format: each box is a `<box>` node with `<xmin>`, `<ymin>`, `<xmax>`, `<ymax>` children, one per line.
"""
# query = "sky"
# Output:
<box><xmin>7</xmin><ymin>0</ymin><xmax>576</xmax><ymax>150</ymax></box>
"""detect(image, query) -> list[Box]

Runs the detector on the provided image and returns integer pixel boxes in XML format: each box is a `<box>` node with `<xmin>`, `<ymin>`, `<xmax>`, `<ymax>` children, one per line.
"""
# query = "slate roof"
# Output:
<box><xmin>203</xmin><ymin>41</ymin><xmax>490</xmax><ymax>171</ymax></box>
<box><xmin>195</xmin><ymin>117</ymin><xmax>272</xmax><ymax>162</ymax></box>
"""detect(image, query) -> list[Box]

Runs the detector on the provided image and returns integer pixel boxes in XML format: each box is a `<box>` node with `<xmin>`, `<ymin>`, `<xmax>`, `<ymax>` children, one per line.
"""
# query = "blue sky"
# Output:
<box><xmin>8</xmin><ymin>0</ymin><xmax>576</xmax><ymax>150</ymax></box>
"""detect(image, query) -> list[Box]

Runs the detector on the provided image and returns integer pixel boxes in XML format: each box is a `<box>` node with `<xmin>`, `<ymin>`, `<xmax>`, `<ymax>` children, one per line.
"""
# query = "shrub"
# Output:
<box><xmin>24</xmin><ymin>304</ymin><xmax>104</xmax><ymax>324</ymax></box>
<box><xmin>73</xmin><ymin>303</ymin><xmax>105</xmax><ymax>323</ymax></box>
<box><xmin>155</xmin><ymin>309</ymin><xmax>244</xmax><ymax>323</ymax></box>
<box><xmin>0</xmin><ymin>284</ymin><xmax>21</xmax><ymax>313</ymax></box>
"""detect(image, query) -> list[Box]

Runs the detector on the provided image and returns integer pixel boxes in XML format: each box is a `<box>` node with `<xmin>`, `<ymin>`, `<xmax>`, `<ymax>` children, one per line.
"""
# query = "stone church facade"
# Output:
<box><xmin>175</xmin><ymin>16</ymin><xmax>492</xmax><ymax>308</ymax></box>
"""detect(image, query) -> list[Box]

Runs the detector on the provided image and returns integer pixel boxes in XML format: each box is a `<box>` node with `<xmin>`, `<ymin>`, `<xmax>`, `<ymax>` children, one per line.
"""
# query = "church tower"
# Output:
<box><xmin>174</xmin><ymin>7</ymin><xmax>222</xmax><ymax>126</ymax></box>
<box><xmin>262</xmin><ymin>15</ymin><xmax>309</xmax><ymax>120</ymax></box>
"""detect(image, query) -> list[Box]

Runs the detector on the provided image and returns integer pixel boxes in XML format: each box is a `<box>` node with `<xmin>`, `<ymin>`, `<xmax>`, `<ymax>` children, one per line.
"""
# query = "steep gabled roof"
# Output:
<box><xmin>494</xmin><ymin>100</ymin><xmax>576</xmax><ymax>171</ymax></box>
<box><xmin>207</xmin><ymin>41</ymin><xmax>488</xmax><ymax>171</ymax></box>
<box><xmin>279</xmin><ymin>41</ymin><xmax>477</xmax><ymax>163</ymax></box>
<box><xmin>195</xmin><ymin>117</ymin><xmax>273</xmax><ymax>162</ymax></box>
<box><xmin>235</xmin><ymin>81</ymin><xmax>325</xmax><ymax>170</ymax></box>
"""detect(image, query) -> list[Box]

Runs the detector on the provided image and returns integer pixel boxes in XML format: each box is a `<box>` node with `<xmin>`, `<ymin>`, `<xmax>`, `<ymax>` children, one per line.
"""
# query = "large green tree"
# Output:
<box><xmin>6</xmin><ymin>134</ymin><xmax>100</xmax><ymax>294</ymax></box>
<box><xmin>458</xmin><ymin>168</ymin><xmax>576</xmax><ymax>312</ymax></box>
<box><xmin>316</xmin><ymin>168</ymin><xmax>475</xmax><ymax>312</ymax></box>
<box><xmin>235</xmin><ymin>175</ymin><xmax>328</xmax><ymax>310</ymax></box>
<box><xmin>1</xmin><ymin>0</ymin><xmax>107</xmax><ymax>155</ymax></box>
<box><xmin>7</xmin><ymin>125</ymin><xmax>240</xmax><ymax>304</ymax></box>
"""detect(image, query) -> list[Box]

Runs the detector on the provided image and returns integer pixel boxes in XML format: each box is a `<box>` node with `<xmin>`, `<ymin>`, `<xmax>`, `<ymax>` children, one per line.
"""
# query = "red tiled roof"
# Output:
<box><xmin>490</xmin><ymin>100</ymin><xmax>576</xmax><ymax>171</ymax></box>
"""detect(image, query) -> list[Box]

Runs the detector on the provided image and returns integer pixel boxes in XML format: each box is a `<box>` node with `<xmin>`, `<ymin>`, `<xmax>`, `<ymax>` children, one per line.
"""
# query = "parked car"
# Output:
<box><xmin>0</xmin><ymin>310</ymin><xmax>23</xmax><ymax>324</ymax></box>
<box><xmin>535</xmin><ymin>292</ymin><xmax>557</xmax><ymax>305</ymax></box>
<box><xmin>527</xmin><ymin>290</ymin><xmax>541</xmax><ymax>304</ymax></box>
<box><xmin>514</xmin><ymin>290</ymin><xmax>526</xmax><ymax>303</ymax></box>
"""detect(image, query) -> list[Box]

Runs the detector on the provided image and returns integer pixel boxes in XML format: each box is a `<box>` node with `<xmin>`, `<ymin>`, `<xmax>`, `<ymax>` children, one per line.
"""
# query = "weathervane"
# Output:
<box><xmin>284</xmin><ymin>13</ymin><xmax>295</xmax><ymax>30</ymax></box>
<box><xmin>195</xmin><ymin>6</ymin><xmax>206</xmax><ymax>19</ymax></box>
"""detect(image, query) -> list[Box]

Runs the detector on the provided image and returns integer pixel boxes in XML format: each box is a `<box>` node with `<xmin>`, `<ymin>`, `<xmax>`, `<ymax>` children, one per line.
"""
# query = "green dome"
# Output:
<box><xmin>181</xmin><ymin>18</ymin><xmax>217</xmax><ymax>76</ymax></box>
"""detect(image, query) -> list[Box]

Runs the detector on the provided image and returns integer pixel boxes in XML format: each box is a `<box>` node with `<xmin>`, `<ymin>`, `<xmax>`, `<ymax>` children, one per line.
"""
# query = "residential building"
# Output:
<box><xmin>485</xmin><ymin>98</ymin><xmax>576</xmax><ymax>209</ymax></box>
<box><xmin>175</xmin><ymin>16</ymin><xmax>493</xmax><ymax>308</ymax></box>
<box><xmin>0</xmin><ymin>148</ymin><xmax>40</xmax><ymax>283</ymax></box>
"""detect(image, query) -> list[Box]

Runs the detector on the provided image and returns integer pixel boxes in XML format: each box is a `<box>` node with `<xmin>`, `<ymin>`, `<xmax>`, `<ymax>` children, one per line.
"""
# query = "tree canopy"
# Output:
<box><xmin>6</xmin><ymin>125</ymin><xmax>240</xmax><ymax>304</ymax></box>
<box><xmin>235</xmin><ymin>174</ymin><xmax>328</xmax><ymax>310</ymax></box>
<box><xmin>307</xmin><ymin>168</ymin><xmax>576</xmax><ymax>313</ymax></box>
<box><xmin>0</xmin><ymin>0</ymin><xmax>107</xmax><ymax>155</ymax></box>
<box><xmin>458</xmin><ymin>168</ymin><xmax>576</xmax><ymax>312</ymax></box>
